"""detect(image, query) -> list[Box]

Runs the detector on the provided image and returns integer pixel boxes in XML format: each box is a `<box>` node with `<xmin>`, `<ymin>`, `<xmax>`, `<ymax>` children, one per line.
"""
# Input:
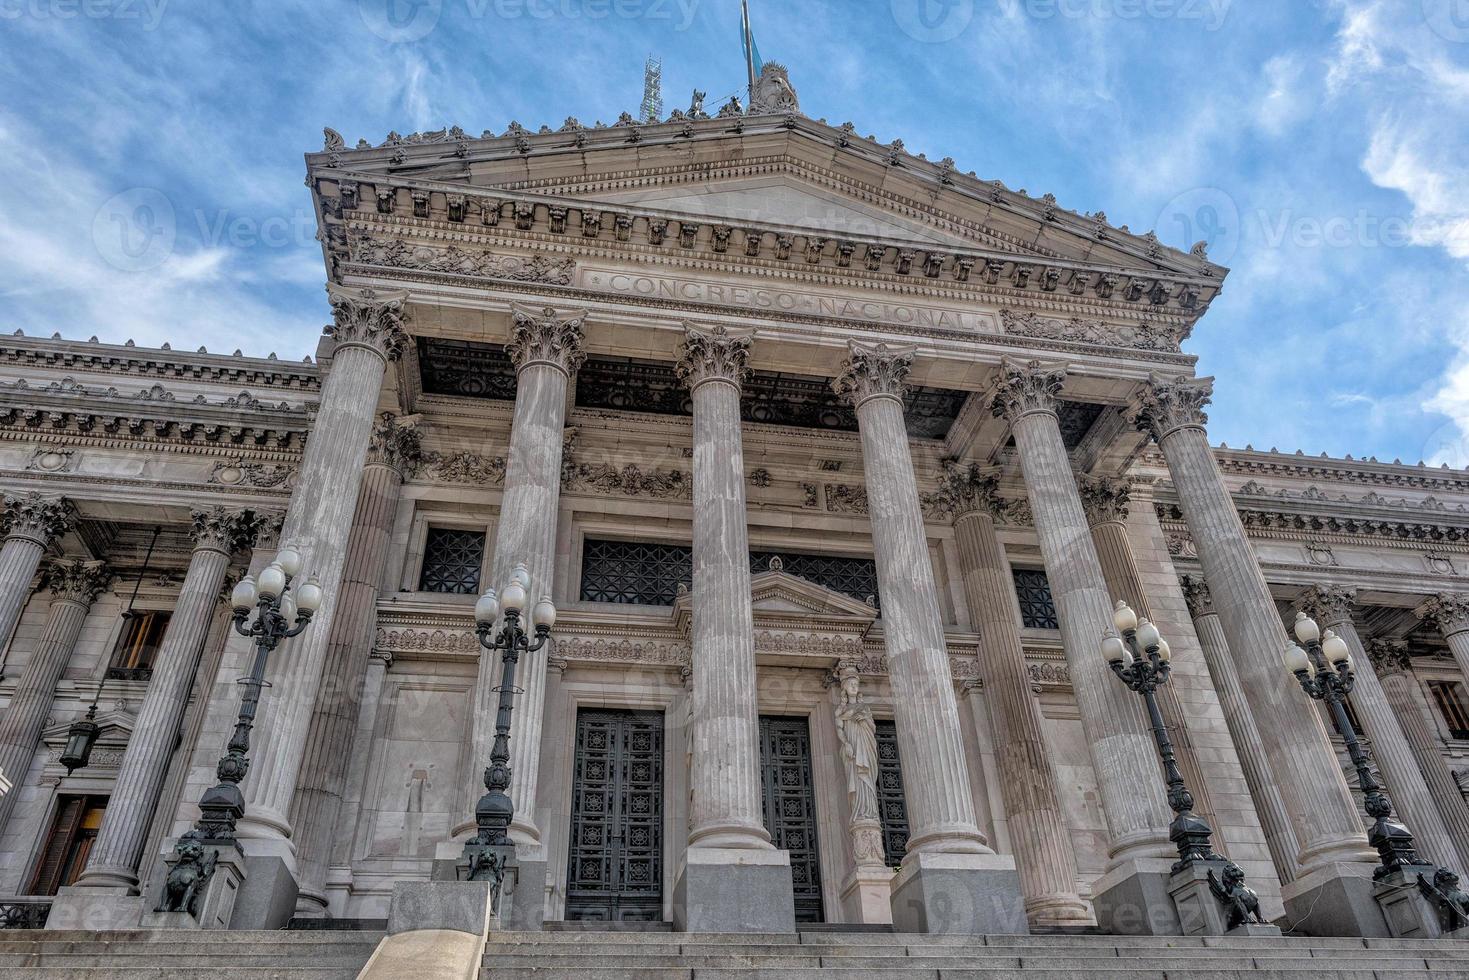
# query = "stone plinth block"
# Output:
<box><xmin>388</xmin><ymin>880</ymin><xmax>493</xmax><ymax>937</ymax></box>
<box><xmin>889</xmin><ymin>852</ymin><xmax>1028</xmax><ymax>935</ymax></box>
<box><xmin>1092</xmin><ymin>856</ymin><xmax>1182</xmax><ymax>935</ymax></box>
<box><xmin>841</xmin><ymin>864</ymin><xmax>896</xmax><ymax>925</ymax></box>
<box><xmin>1168</xmin><ymin>861</ymin><xmax>1282</xmax><ymax>937</ymax></box>
<box><xmin>230</xmin><ymin>853</ymin><xmax>299</xmax><ymax>929</ymax></box>
<box><xmin>139</xmin><ymin>842</ymin><xmax>246</xmax><ymax>931</ymax></box>
<box><xmin>1374</xmin><ymin>868</ymin><xmax>1454</xmax><ymax>939</ymax></box>
<box><xmin>1282</xmin><ymin>861</ymin><xmax>1390</xmax><ymax>937</ymax></box>
<box><xmin>674</xmin><ymin>846</ymin><xmax>795</xmax><ymax>934</ymax></box>
<box><xmin>44</xmin><ymin>887</ymin><xmax>144</xmax><ymax>930</ymax></box>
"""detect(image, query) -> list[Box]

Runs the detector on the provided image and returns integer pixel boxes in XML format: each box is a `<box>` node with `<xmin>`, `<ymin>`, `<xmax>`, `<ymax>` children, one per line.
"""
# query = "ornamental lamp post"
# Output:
<box><xmin>1287</xmin><ymin>611</ymin><xmax>1434</xmax><ymax>881</ymax></box>
<box><xmin>460</xmin><ymin>562</ymin><xmax>555</xmax><ymax>886</ymax></box>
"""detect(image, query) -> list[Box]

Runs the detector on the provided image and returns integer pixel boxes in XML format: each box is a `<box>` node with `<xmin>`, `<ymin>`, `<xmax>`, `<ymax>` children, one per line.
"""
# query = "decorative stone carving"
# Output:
<box><xmin>1</xmin><ymin>493</ymin><xmax>74</xmax><ymax>546</ymax></box>
<box><xmin>420</xmin><ymin>450</ymin><xmax>506</xmax><ymax>486</ymax></box>
<box><xmin>26</xmin><ymin>447</ymin><xmax>73</xmax><ymax>473</ymax></box>
<box><xmin>833</xmin><ymin>665</ymin><xmax>881</xmax><ymax>825</ymax></box>
<box><xmin>999</xmin><ymin>309</ymin><xmax>1183</xmax><ymax>352</ymax></box>
<box><xmin>1306</xmin><ymin>542</ymin><xmax>1338</xmax><ymax>567</ymax></box>
<box><xmin>562</xmin><ymin>460</ymin><xmax>692</xmax><ymax>500</ymax></box>
<box><xmin>351</xmin><ymin>236</ymin><xmax>576</xmax><ymax>286</ymax></box>
<box><xmin>1026</xmin><ymin>660</ymin><xmax>1073</xmax><ymax>687</ymax></box>
<box><xmin>749</xmin><ymin>62</ymin><xmax>799</xmax><ymax>115</ymax></box>
<box><xmin>189</xmin><ymin>507</ymin><xmax>262</xmax><ymax>556</ymax></box>
<box><xmin>1297</xmin><ymin>584</ymin><xmax>1357</xmax><ymax>625</ymax></box>
<box><xmin>1077</xmin><ymin>475</ymin><xmax>1132</xmax><ymax>526</ymax></box>
<box><xmin>1366</xmin><ymin>637</ymin><xmax>1412</xmax><ymax>675</ymax></box>
<box><xmin>1179</xmin><ymin>575</ymin><xmax>1214</xmax><ymax>619</ymax></box>
<box><xmin>1418</xmin><ymin>594</ymin><xmax>1469</xmax><ymax>638</ymax></box>
<box><xmin>375</xmin><ymin>627</ymin><xmax>480</xmax><ymax>657</ymax></box>
<box><xmin>1427</xmin><ymin>552</ymin><xmax>1459</xmax><ymax>576</ymax></box>
<box><xmin>208</xmin><ymin>458</ymin><xmax>293</xmax><ymax>488</ymax></box>
<box><xmin>44</xmin><ymin>558</ymin><xmax>111</xmax><ymax>604</ymax></box>
<box><xmin>507</xmin><ymin>304</ymin><xmax>588</xmax><ymax>376</ymax></box>
<box><xmin>928</xmin><ymin>462</ymin><xmax>1004</xmax><ymax>521</ymax></box>
<box><xmin>988</xmin><ymin>357</ymin><xmax>1066</xmax><ymax>423</ymax></box>
<box><xmin>675</xmin><ymin>323</ymin><xmax>752</xmax><ymax>391</ymax></box>
<box><xmin>1135</xmin><ymin>373</ymin><xmax>1213</xmax><ymax>442</ymax></box>
<box><xmin>824</xmin><ymin>484</ymin><xmax>869</xmax><ymax>515</ymax></box>
<box><xmin>831</xmin><ymin>340</ymin><xmax>913</xmax><ymax>408</ymax></box>
<box><xmin>553</xmin><ymin>636</ymin><xmax>690</xmax><ymax>668</ymax></box>
<box><xmin>325</xmin><ymin>285</ymin><xmax>409</xmax><ymax>362</ymax></box>
<box><xmin>367</xmin><ymin>412</ymin><xmax>423</xmax><ymax>475</ymax></box>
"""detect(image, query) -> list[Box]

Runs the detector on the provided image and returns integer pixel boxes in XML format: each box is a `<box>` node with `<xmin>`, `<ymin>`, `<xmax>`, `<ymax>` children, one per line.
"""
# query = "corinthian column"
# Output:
<box><xmin>290</xmin><ymin>413</ymin><xmax>420</xmax><ymax>917</ymax></box>
<box><xmin>460</xmin><ymin>305</ymin><xmax>584</xmax><ymax>926</ymax></box>
<box><xmin>990</xmin><ymin>359</ymin><xmax>1174</xmax><ymax>933</ymax></box>
<box><xmin>1077</xmin><ymin>476</ymin><xmax>1217</xmax><ymax>833</ymax></box>
<box><xmin>0</xmin><ymin>558</ymin><xmax>110</xmax><ymax>835</ymax></box>
<box><xmin>1298</xmin><ymin>586</ymin><xmax>1458</xmax><ymax>868</ymax></box>
<box><xmin>941</xmin><ymin>465</ymin><xmax>1090</xmax><ymax>926</ymax></box>
<box><xmin>1136</xmin><ymin>375</ymin><xmax>1378</xmax><ymax>934</ymax></box>
<box><xmin>1180</xmin><ymin>576</ymin><xmax>1299</xmax><ymax>884</ymax></box>
<box><xmin>1366</xmin><ymin>637</ymin><xmax>1469</xmax><ymax>871</ymax></box>
<box><xmin>70</xmin><ymin>508</ymin><xmax>261</xmax><ymax>894</ymax></box>
<box><xmin>836</xmin><ymin>342</ymin><xmax>1025</xmax><ymax>935</ymax></box>
<box><xmin>0</xmin><ymin>493</ymin><xmax>74</xmax><ymax>678</ymax></box>
<box><xmin>1418</xmin><ymin>594</ymin><xmax>1469</xmax><ymax>689</ymax></box>
<box><xmin>237</xmin><ymin>286</ymin><xmax>408</xmax><ymax>854</ymax></box>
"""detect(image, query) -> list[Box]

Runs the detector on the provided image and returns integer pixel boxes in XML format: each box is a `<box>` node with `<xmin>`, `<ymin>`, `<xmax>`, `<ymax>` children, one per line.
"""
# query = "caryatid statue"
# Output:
<box><xmin>834</xmin><ymin>662</ymin><xmax>885</xmax><ymax>865</ymax></box>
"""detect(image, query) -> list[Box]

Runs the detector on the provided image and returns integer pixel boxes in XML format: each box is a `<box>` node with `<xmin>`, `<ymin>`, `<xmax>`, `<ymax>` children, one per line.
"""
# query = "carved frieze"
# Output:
<box><xmin>999</xmin><ymin>309</ymin><xmax>1183</xmax><ymax>352</ymax></box>
<box><xmin>209</xmin><ymin>457</ymin><xmax>294</xmax><ymax>488</ymax></box>
<box><xmin>349</xmin><ymin>235</ymin><xmax>575</xmax><ymax>286</ymax></box>
<box><xmin>561</xmin><ymin>460</ymin><xmax>692</xmax><ymax>500</ymax></box>
<box><xmin>419</xmin><ymin>450</ymin><xmax>506</xmax><ymax>487</ymax></box>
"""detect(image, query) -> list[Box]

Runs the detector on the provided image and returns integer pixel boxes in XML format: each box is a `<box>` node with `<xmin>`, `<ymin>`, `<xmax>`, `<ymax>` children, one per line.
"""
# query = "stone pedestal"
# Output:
<box><xmin>388</xmin><ymin>880</ymin><xmax>494</xmax><ymax>936</ymax></box>
<box><xmin>140</xmin><ymin>843</ymin><xmax>247</xmax><ymax>931</ymax></box>
<box><xmin>889</xmin><ymin>852</ymin><xmax>1028</xmax><ymax>935</ymax></box>
<box><xmin>1168</xmin><ymin>861</ymin><xmax>1282</xmax><ymax>937</ymax></box>
<box><xmin>1091</xmin><ymin>857</ymin><xmax>1181</xmax><ymax>936</ymax></box>
<box><xmin>229</xmin><ymin>847</ymin><xmax>299</xmax><ymax>929</ymax></box>
<box><xmin>673</xmin><ymin>846</ymin><xmax>796</xmax><ymax>934</ymax></box>
<box><xmin>841</xmin><ymin>863</ymin><xmax>896</xmax><ymax>925</ymax></box>
<box><xmin>44</xmin><ymin>887</ymin><xmax>144</xmax><ymax>930</ymax></box>
<box><xmin>1281</xmin><ymin>861</ymin><xmax>1390</xmax><ymax>937</ymax></box>
<box><xmin>1373</xmin><ymin>869</ymin><xmax>1456</xmax><ymax>939</ymax></box>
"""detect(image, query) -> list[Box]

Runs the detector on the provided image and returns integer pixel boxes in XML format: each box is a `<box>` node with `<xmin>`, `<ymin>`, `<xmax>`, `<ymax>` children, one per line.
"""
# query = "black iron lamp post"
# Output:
<box><xmin>1287</xmin><ymin>611</ymin><xmax>1432</xmax><ymax>880</ymax></box>
<box><xmin>1103</xmin><ymin>600</ymin><xmax>1226</xmax><ymax>872</ymax></box>
<box><xmin>461</xmin><ymin>562</ymin><xmax>556</xmax><ymax>883</ymax></box>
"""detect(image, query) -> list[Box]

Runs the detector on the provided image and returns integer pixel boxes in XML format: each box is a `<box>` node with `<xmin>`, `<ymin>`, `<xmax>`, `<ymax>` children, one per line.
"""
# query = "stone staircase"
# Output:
<box><xmin>479</xmin><ymin>930</ymin><xmax>1469</xmax><ymax>979</ymax></box>
<box><xmin>0</xmin><ymin>929</ymin><xmax>382</xmax><ymax>978</ymax></box>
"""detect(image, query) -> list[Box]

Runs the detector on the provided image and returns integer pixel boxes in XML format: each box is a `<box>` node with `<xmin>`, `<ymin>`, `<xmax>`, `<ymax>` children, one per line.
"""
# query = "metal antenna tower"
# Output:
<box><xmin>640</xmin><ymin>54</ymin><xmax>663</xmax><ymax>123</ymax></box>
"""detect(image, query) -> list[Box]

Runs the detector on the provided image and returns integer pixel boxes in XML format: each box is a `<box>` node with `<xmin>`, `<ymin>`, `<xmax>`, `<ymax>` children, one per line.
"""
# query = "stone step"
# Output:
<box><xmin>479</xmin><ymin>970</ymin><xmax>1469</xmax><ymax>980</ymax></box>
<box><xmin>479</xmin><ymin>940</ymin><xmax>1469</xmax><ymax>960</ymax></box>
<box><xmin>0</xmin><ymin>942</ymin><xmax>382</xmax><ymax>957</ymax></box>
<box><xmin>478</xmin><ymin>952</ymin><xmax>1446</xmax><ymax>970</ymax></box>
<box><xmin>0</xmin><ymin>970</ymin><xmax>364</xmax><ymax>980</ymax></box>
<box><xmin>0</xmin><ymin>953</ymin><xmax>374</xmax><ymax>968</ymax></box>
<box><xmin>12</xmin><ymin>930</ymin><xmax>381</xmax><ymax>945</ymax></box>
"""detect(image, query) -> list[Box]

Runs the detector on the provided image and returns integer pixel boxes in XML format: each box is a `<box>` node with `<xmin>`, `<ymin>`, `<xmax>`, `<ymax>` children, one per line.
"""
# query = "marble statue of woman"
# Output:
<box><xmin>834</xmin><ymin>670</ymin><xmax>880</xmax><ymax>823</ymax></box>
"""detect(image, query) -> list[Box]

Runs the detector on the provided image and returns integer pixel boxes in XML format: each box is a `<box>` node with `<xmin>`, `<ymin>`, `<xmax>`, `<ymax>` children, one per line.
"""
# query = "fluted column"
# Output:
<box><xmin>942</xmin><ymin>465</ymin><xmax>1089</xmax><ymax>923</ymax></box>
<box><xmin>0</xmin><ymin>558</ymin><xmax>110</xmax><ymax>835</ymax></box>
<box><xmin>1136</xmin><ymin>376</ymin><xmax>1374</xmax><ymax>880</ymax></box>
<box><xmin>0</xmin><ymin>493</ymin><xmax>74</xmax><ymax>678</ymax></box>
<box><xmin>1180</xmin><ymin>576</ymin><xmax>1299</xmax><ymax>883</ymax></box>
<box><xmin>459</xmin><ymin>305</ymin><xmax>585</xmax><ymax>848</ymax></box>
<box><xmin>1299</xmin><ymin>586</ymin><xmax>1459</xmax><ymax>868</ymax></box>
<box><xmin>238</xmin><ymin>286</ymin><xmax>408</xmax><ymax>845</ymax></box>
<box><xmin>675</xmin><ymin>323</ymin><xmax>769</xmax><ymax>849</ymax></box>
<box><xmin>1366</xmin><ymin>637</ymin><xmax>1469</xmax><ymax>871</ymax></box>
<box><xmin>73</xmin><ymin>508</ymin><xmax>261</xmax><ymax>891</ymax></box>
<box><xmin>834</xmin><ymin>341</ymin><xmax>989</xmax><ymax>857</ymax></box>
<box><xmin>990</xmin><ymin>359</ymin><xmax>1171</xmax><ymax>866</ymax></box>
<box><xmin>1419</xmin><ymin>594</ymin><xmax>1469</xmax><ymax>691</ymax></box>
<box><xmin>1078</xmin><ymin>476</ymin><xmax>1218</xmax><ymax>836</ymax></box>
<box><xmin>290</xmin><ymin>414</ymin><xmax>420</xmax><ymax>915</ymax></box>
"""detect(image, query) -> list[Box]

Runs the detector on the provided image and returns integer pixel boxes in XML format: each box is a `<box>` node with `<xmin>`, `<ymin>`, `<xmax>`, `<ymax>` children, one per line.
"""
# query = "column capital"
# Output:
<box><xmin>189</xmin><ymin>506</ymin><xmax>264</xmax><ymax>557</ymax></box>
<box><xmin>1077</xmin><ymin>475</ymin><xmax>1132</xmax><ymax>527</ymax></box>
<box><xmin>675</xmin><ymin>322</ymin><xmax>753</xmax><ymax>392</ymax></box>
<box><xmin>366</xmin><ymin>412</ymin><xmax>423</xmax><ymax>475</ymax></box>
<box><xmin>831</xmin><ymin>340</ymin><xmax>914</xmax><ymax>408</ymax></box>
<box><xmin>507</xmin><ymin>303</ymin><xmax>588</xmax><ymax>376</ymax></box>
<box><xmin>988</xmin><ymin>357</ymin><xmax>1066</xmax><ymax>424</ymax></box>
<box><xmin>1134</xmin><ymin>373</ymin><xmax>1213</xmax><ymax>443</ymax></box>
<box><xmin>252</xmin><ymin>510</ymin><xmax>286</xmax><ymax>551</ymax></box>
<box><xmin>44</xmin><ymin>558</ymin><xmax>111</xmax><ymax>605</ymax></box>
<box><xmin>325</xmin><ymin>285</ymin><xmax>410</xmax><ymax>363</ymax></box>
<box><xmin>1416</xmin><ymin>593</ymin><xmax>1469</xmax><ymax>639</ymax></box>
<box><xmin>1297</xmin><ymin>584</ymin><xmax>1358</xmax><ymax>628</ymax></box>
<box><xmin>932</xmin><ymin>462</ymin><xmax>1007</xmax><ymax>521</ymax></box>
<box><xmin>1366</xmin><ymin>637</ymin><xmax>1412</xmax><ymax>676</ymax></box>
<box><xmin>1</xmin><ymin>493</ymin><xmax>74</xmax><ymax>548</ymax></box>
<box><xmin>1179</xmin><ymin>574</ymin><xmax>1214</xmax><ymax>619</ymax></box>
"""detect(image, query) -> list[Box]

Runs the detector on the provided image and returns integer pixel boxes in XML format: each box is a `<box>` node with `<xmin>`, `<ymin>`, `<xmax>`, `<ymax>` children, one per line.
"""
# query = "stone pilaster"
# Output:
<box><xmin>237</xmin><ymin>285</ymin><xmax>408</xmax><ymax>851</ymax></box>
<box><xmin>71</xmin><ymin>509</ymin><xmax>261</xmax><ymax>893</ymax></box>
<box><xmin>1180</xmin><ymin>575</ymin><xmax>1299</xmax><ymax>884</ymax></box>
<box><xmin>945</xmin><ymin>465</ymin><xmax>1090</xmax><ymax>925</ymax></box>
<box><xmin>459</xmin><ymin>305</ymin><xmax>585</xmax><ymax>870</ymax></box>
<box><xmin>1136</xmin><ymin>374</ymin><xmax>1379</xmax><ymax>934</ymax></box>
<box><xmin>1418</xmin><ymin>594</ymin><xmax>1469</xmax><ymax>690</ymax></box>
<box><xmin>0</xmin><ymin>558</ymin><xmax>110</xmax><ymax>835</ymax></box>
<box><xmin>0</xmin><ymin>493</ymin><xmax>74</xmax><ymax>678</ymax></box>
<box><xmin>1298</xmin><ymin>586</ymin><xmax>1459</xmax><ymax>869</ymax></box>
<box><xmin>1077</xmin><ymin>475</ymin><xmax>1217</xmax><ymax>838</ymax></box>
<box><xmin>991</xmin><ymin>359</ymin><xmax>1173</xmax><ymax>881</ymax></box>
<box><xmin>290</xmin><ymin>413</ymin><xmax>420</xmax><ymax>916</ymax></box>
<box><xmin>839</xmin><ymin>342</ymin><xmax>1026</xmax><ymax>935</ymax></box>
<box><xmin>1366</xmin><ymin>637</ymin><xmax>1469</xmax><ymax>872</ymax></box>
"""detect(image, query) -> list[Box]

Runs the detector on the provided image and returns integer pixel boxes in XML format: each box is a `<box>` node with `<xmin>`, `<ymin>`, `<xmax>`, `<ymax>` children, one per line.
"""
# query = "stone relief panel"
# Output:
<box><xmin>362</xmin><ymin>680</ymin><xmax>472</xmax><ymax>860</ymax></box>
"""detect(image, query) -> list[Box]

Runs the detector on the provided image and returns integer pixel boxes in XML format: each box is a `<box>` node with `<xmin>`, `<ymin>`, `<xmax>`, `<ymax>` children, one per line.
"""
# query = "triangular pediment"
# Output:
<box><xmin>749</xmin><ymin>569</ymin><xmax>879</xmax><ymax>619</ymax></box>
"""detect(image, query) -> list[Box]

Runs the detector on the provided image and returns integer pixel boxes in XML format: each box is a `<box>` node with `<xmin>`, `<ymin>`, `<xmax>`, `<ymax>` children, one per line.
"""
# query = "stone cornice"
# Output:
<box><xmin>1198</xmin><ymin>448</ymin><xmax>1469</xmax><ymax>494</ymax></box>
<box><xmin>1158</xmin><ymin>500</ymin><xmax>1469</xmax><ymax>548</ymax></box>
<box><xmin>0</xmin><ymin>334</ymin><xmax>319</xmax><ymax>389</ymax></box>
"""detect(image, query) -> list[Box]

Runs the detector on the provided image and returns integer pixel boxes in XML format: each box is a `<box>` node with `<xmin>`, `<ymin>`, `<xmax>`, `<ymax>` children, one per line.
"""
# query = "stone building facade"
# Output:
<box><xmin>2</xmin><ymin>98</ymin><xmax>1469</xmax><ymax>936</ymax></box>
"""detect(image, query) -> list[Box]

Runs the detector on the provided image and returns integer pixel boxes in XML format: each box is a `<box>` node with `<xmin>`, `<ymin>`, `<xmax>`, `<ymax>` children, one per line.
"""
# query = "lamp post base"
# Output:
<box><xmin>139</xmin><ymin>841</ymin><xmax>247</xmax><ymax>931</ymax></box>
<box><xmin>1092</xmin><ymin>856</ymin><xmax>1182</xmax><ymax>936</ymax></box>
<box><xmin>1281</xmin><ymin>861</ymin><xmax>1390</xmax><ymax>937</ymax></box>
<box><xmin>1373</xmin><ymin>868</ymin><xmax>1458</xmax><ymax>939</ymax></box>
<box><xmin>1168</xmin><ymin>859</ymin><xmax>1282</xmax><ymax>937</ymax></box>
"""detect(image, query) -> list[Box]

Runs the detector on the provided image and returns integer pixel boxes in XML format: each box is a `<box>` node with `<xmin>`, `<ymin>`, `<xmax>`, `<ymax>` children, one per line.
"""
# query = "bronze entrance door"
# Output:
<box><xmin>758</xmin><ymin>715</ymin><xmax>824</xmax><ymax>923</ymax></box>
<box><xmin>565</xmin><ymin>708</ymin><xmax>664</xmax><ymax>921</ymax></box>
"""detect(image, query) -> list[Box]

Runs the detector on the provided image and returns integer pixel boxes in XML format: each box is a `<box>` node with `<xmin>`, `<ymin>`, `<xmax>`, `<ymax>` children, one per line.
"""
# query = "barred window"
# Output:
<box><xmin>580</xmin><ymin>539</ymin><xmax>693</xmax><ymax>606</ymax></box>
<box><xmin>874</xmin><ymin>720</ymin><xmax>910</xmax><ymax>868</ymax></box>
<box><xmin>1431</xmin><ymin>681</ymin><xmax>1469</xmax><ymax>740</ymax></box>
<box><xmin>1012</xmin><ymin>568</ymin><xmax>1059</xmax><ymax>629</ymax></box>
<box><xmin>108</xmin><ymin>610</ymin><xmax>170</xmax><ymax>678</ymax></box>
<box><xmin>419</xmin><ymin>528</ymin><xmax>486</xmax><ymax>594</ymax></box>
<box><xmin>750</xmin><ymin>550</ymin><xmax>880</xmax><ymax>609</ymax></box>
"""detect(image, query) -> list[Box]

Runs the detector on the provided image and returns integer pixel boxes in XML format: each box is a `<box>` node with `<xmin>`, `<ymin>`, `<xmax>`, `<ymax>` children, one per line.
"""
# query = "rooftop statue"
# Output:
<box><xmin>750</xmin><ymin>62</ymin><xmax>799</xmax><ymax>115</ymax></box>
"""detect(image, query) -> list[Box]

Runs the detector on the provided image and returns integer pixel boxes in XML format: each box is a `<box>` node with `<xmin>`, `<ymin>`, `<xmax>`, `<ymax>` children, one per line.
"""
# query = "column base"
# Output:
<box><xmin>1373</xmin><ymin>867</ymin><xmax>1454</xmax><ymax>939</ymax></box>
<box><xmin>1281</xmin><ymin>861</ymin><xmax>1389</xmax><ymax>937</ymax></box>
<box><xmin>45</xmin><ymin>886</ymin><xmax>144</xmax><ymax>930</ymax></box>
<box><xmin>840</xmin><ymin>863</ymin><xmax>895</xmax><ymax>924</ymax></box>
<box><xmin>1092</xmin><ymin>857</ymin><xmax>1181</xmax><ymax>935</ymax></box>
<box><xmin>139</xmin><ymin>841</ymin><xmax>247</xmax><ymax>931</ymax></box>
<box><xmin>1168</xmin><ymin>860</ymin><xmax>1282</xmax><ymax>937</ymax></box>
<box><xmin>674</xmin><ymin>846</ymin><xmax>795</xmax><ymax>934</ymax></box>
<box><xmin>889</xmin><ymin>851</ymin><xmax>1028</xmax><ymax>936</ymax></box>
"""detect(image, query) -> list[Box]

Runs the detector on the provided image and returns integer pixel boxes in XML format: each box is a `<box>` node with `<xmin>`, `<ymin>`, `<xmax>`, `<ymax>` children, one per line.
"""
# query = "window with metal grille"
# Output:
<box><xmin>874</xmin><ymin>720</ymin><xmax>911</xmax><ymax>868</ymax></box>
<box><xmin>1012</xmin><ymin>568</ymin><xmax>1059</xmax><ymax>629</ymax></box>
<box><xmin>1430</xmin><ymin>681</ymin><xmax>1469</xmax><ymax>740</ymax></box>
<box><xmin>108</xmin><ymin>610</ymin><xmax>170</xmax><ymax>679</ymax></box>
<box><xmin>418</xmin><ymin>527</ymin><xmax>486</xmax><ymax>594</ymax></box>
<box><xmin>28</xmin><ymin>795</ymin><xmax>107</xmax><ymax>896</ymax></box>
<box><xmin>750</xmin><ymin>550</ymin><xmax>880</xmax><ymax>609</ymax></box>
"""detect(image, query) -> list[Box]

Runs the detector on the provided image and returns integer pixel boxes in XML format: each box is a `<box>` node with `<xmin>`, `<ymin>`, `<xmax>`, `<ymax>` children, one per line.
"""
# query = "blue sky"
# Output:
<box><xmin>1</xmin><ymin>0</ymin><xmax>1468</xmax><ymax>467</ymax></box>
